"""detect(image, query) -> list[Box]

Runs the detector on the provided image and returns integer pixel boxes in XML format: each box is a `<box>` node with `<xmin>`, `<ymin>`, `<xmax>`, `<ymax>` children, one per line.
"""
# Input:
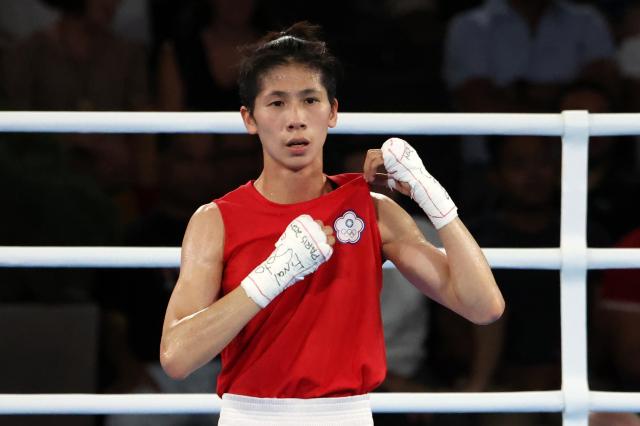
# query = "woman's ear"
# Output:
<box><xmin>240</xmin><ymin>106</ymin><xmax>258</xmax><ymax>134</ymax></box>
<box><xmin>328</xmin><ymin>98</ymin><xmax>339</xmax><ymax>128</ymax></box>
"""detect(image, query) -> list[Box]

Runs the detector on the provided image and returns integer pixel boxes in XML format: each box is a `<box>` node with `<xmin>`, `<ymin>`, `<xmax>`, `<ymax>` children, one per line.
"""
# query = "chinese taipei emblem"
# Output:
<box><xmin>333</xmin><ymin>210</ymin><xmax>365</xmax><ymax>244</ymax></box>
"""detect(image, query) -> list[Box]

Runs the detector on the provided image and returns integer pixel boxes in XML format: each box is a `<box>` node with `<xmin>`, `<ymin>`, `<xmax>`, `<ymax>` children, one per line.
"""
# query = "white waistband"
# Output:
<box><xmin>219</xmin><ymin>394</ymin><xmax>373</xmax><ymax>426</ymax></box>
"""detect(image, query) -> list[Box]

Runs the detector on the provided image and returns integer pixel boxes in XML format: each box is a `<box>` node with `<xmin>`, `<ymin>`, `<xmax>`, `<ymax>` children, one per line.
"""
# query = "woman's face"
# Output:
<box><xmin>241</xmin><ymin>63</ymin><xmax>338</xmax><ymax>173</ymax></box>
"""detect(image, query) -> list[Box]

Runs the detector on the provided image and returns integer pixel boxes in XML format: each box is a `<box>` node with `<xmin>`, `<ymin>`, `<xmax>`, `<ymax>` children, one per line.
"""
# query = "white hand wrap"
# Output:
<box><xmin>382</xmin><ymin>137</ymin><xmax>458</xmax><ymax>229</ymax></box>
<box><xmin>240</xmin><ymin>214</ymin><xmax>333</xmax><ymax>308</ymax></box>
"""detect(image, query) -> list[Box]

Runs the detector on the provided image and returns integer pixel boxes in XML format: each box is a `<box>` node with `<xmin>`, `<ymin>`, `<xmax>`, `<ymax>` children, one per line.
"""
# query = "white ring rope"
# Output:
<box><xmin>0</xmin><ymin>392</ymin><xmax>566</xmax><ymax>415</ymax></box>
<box><xmin>0</xmin><ymin>111</ymin><xmax>638</xmax><ymax>424</ymax></box>
<box><xmin>0</xmin><ymin>111</ymin><xmax>639</xmax><ymax>135</ymax></box>
<box><xmin>2</xmin><ymin>247</ymin><xmax>640</xmax><ymax>269</ymax></box>
<box><xmin>1</xmin><ymin>391</ymin><xmax>639</xmax><ymax>414</ymax></box>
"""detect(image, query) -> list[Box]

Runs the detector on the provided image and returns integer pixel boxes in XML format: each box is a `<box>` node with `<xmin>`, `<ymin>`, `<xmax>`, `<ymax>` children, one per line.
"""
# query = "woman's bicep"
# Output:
<box><xmin>164</xmin><ymin>203</ymin><xmax>225</xmax><ymax>329</ymax></box>
<box><xmin>374</xmin><ymin>193</ymin><xmax>450</xmax><ymax>300</ymax></box>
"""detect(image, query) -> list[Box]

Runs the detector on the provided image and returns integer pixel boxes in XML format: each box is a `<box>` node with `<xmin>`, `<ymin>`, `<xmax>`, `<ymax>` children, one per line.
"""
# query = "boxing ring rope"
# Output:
<box><xmin>2</xmin><ymin>247</ymin><xmax>640</xmax><ymax>269</ymax></box>
<box><xmin>0</xmin><ymin>110</ymin><xmax>639</xmax><ymax>135</ymax></box>
<box><xmin>0</xmin><ymin>111</ymin><xmax>639</xmax><ymax>425</ymax></box>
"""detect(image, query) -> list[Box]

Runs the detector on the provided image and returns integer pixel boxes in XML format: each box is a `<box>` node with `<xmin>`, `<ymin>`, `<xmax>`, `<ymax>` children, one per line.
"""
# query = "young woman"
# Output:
<box><xmin>160</xmin><ymin>22</ymin><xmax>504</xmax><ymax>425</ymax></box>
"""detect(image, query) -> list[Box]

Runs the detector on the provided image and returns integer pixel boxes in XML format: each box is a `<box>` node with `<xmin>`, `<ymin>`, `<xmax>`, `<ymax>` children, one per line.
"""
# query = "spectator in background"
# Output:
<box><xmin>101</xmin><ymin>136</ymin><xmax>223</xmax><ymax>426</ymax></box>
<box><xmin>597</xmin><ymin>228</ymin><xmax>640</xmax><ymax>391</ymax></box>
<box><xmin>0</xmin><ymin>126</ymin><xmax>117</xmax><ymax>425</ymax></box>
<box><xmin>616</xmin><ymin>1</ymin><xmax>640</xmax><ymax>93</ymax></box>
<box><xmin>2</xmin><ymin>0</ymin><xmax>155</xmax><ymax>229</ymax></box>
<box><xmin>0</xmin><ymin>143</ymin><xmax>118</xmax><ymax>303</ymax></box>
<box><xmin>111</xmin><ymin>0</ymin><xmax>150</xmax><ymax>45</ymax></box>
<box><xmin>0</xmin><ymin>0</ymin><xmax>149</xmax><ymax>45</ymax></box>
<box><xmin>450</xmin><ymin>135</ymin><xmax>562</xmax><ymax>426</ymax></box>
<box><xmin>616</xmin><ymin>2</ymin><xmax>640</xmax><ymax>79</ymax></box>
<box><xmin>154</xmin><ymin>0</ymin><xmax>260</xmax><ymax>185</ymax></box>
<box><xmin>0</xmin><ymin>0</ymin><xmax>57</xmax><ymax>40</ymax></box>
<box><xmin>616</xmin><ymin>2</ymin><xmax>640</xmax><ymax>172</ymax></box>
<box><xmin>4</xmin><ymin>0</ymin><xmax>148</xmax><ymax>111</ymax></box>
<box><xmin>558</xmin><ymin>82</ymin><xmax>638</xmax><ymax>243</ymax></box>
<box><xmin>0</xmin><ymin>0</ymin><xmax>127</xmax><ymax>301</ymax></box>
<box><xmin>156</xmin><ymin>0</ymin><xmax>258</xmax><ymax>112</ymax></box>
<box><xmin>435</xmin><ymin>134</ymin><xmax>609</xmax><ymax>426</ymax></box>
<box><xmin>443</xmin><ymin>0</ymin><xmax>618</xmax><ymax>113</ymax></box>
<box><xmin>326</xmin><ymin>0</ymin><xmax>448</xmax><ymax>113</ymax></box>
<box><xmin>587</xmin><ymin>0</ymin><xmax>638</xmax><ymax>30</ymax></box>
<box><xmin>589</xmin><ymin>226</ymin><xmax>640</xmax><ymax>426</ymax></box>
<box><xmin>443</xmin><ymin>0</ymin><xmax>620</xmax><ymax>224</ymax></box>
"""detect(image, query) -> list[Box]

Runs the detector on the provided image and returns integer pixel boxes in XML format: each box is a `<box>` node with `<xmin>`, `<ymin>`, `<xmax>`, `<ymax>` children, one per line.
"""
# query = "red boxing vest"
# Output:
<box><xmin>214</xmin><ymin>173</ymin><xmax>386</xmax><ymax>398</ymax></box>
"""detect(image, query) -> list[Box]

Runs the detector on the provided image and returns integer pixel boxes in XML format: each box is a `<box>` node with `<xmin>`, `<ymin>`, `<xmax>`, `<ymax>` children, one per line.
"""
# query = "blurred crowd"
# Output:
<box><xmin>0</xmin><ymin>0</ymin><xmax>639</xmax><ymax>425</ymax></box>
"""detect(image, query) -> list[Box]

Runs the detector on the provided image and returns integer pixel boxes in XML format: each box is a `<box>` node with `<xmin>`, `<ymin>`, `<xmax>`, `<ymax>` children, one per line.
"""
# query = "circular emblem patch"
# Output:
<box><xmin>333</xmin><ymin>210</ymin><xmax>365</xmax><ymax>244</ymax></box>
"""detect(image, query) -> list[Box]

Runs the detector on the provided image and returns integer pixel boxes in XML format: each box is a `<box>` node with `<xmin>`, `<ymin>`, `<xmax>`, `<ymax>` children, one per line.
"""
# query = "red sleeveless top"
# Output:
<box><xmin>214</xmin><ymin>173</ymin><xmax>386</xmax><ymax>398</ymax></box>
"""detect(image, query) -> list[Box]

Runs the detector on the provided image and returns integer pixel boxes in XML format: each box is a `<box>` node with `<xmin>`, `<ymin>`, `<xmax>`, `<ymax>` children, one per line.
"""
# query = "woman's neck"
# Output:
<box><xmin>254</xmin><ymin>164</ymin><xmax>331</xmax><ymax>204</ymax></box>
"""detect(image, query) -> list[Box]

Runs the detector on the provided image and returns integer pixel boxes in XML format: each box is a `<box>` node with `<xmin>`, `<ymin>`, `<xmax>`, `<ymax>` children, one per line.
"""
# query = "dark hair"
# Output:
<box><xmin>238</xmin><ymin>21</ymin><xmax>341</xmax><ymax>112</ymax></box>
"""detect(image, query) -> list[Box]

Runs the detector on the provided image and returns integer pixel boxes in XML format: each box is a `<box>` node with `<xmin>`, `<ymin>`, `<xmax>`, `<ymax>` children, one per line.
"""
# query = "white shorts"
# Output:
<box><xmin>218</xmin><ymin>393</ymin><xmax>374</xmax><ymax>426</ymax></box>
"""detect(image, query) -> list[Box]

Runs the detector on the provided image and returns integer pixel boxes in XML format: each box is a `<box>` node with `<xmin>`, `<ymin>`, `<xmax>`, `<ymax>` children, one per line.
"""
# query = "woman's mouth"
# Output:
<box><xmin>286</xmin><ymin>139</ymin><xmax>310</xmax><ymax>154</ymax></box>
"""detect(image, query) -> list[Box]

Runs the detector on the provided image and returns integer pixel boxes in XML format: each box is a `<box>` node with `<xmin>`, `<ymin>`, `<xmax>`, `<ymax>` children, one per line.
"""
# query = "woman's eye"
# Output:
<box><xmin>269</xmin><ymin>100</ymin><xmax>284</xmax><ymax>107</ymax></box>
<box><xmin>305</xmin><ymin>98</ymin><xmax>319</xmax><ymax>104</ymax></box>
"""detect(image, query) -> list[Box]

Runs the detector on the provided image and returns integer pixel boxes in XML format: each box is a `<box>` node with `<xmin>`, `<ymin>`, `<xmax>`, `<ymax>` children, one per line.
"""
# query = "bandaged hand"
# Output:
<box><xmin>240</xmin><ymin>214</ymin><xmax>334</xmax><ymax>308</ymax></box>
<box><xmin>381</xmin><ymin>138</ymin><xmax>458</xmax><ymax>229</ymax></box>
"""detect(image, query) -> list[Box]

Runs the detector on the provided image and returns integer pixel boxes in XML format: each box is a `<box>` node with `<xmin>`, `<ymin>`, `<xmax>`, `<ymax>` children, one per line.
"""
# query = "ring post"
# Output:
<box><xmin>560</xmin><ymin>110</ymin><xmax>590</xmax><ymax>426</ymax></box>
